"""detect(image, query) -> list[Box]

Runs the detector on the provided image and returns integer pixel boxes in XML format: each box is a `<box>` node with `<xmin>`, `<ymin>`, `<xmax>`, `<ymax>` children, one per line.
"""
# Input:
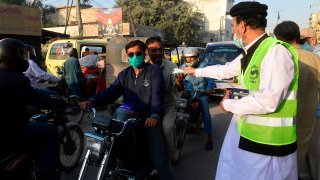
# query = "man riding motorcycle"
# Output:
<box><xmin>179</xmin><ymin>47</ymin><xmax>215</xmax><ymax>150</ymax></box>
<box><xmin>0</xmin><ymin>38</ymin><xmax>66</xmax><ymax>180</ymax></box>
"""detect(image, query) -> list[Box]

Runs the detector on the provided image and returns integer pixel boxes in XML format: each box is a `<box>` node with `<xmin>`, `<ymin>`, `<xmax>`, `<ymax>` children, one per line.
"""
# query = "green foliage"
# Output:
<box><xmin>24</xmin><ymin>0</ymin><xmax>56</xmax><ymax>27</ymax></box>
<box><xmin>115</xmin><ymin>0</ymin><xmax>204</xmax><ymax>46</ymax></box>
<box><xmin>0</xmin><ymin>0</ymin><xmax>26</xmax><ymax>6</ymax></box>
<box><xmin>81</xmin><ymin>0</ymin><xmax>91</xmax><ymax>5</ymax></box>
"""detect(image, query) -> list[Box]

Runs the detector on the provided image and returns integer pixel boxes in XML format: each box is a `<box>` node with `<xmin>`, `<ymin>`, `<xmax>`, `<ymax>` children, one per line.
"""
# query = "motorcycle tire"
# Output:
<box><xmin>173</xmin><ymin>118</ymin><xmax>187</xmax><ymax>163</ymax></box>
<box><xmin>58</xmin><ymin>126</ymin><xmax>84</xmax><ymax>172</ymax></box>
<box><xmin>65</xmin><ymin>107</ymin><xmax>85</xmax><ymax>124</ymax></box>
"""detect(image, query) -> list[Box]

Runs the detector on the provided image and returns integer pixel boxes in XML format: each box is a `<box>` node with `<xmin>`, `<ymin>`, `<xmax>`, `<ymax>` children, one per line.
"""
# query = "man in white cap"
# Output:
<box><xmin>184</xmin><ymin>1</ymin><xmax>299</xmax><ymax>179</ymax></box>
<box><xmin>300</xmin><ymin>27</ymin><xmax>320</xmax><ymax>180</ymax></box>
<box><xmin>300</xmin><ymin>27</ymin><xmax>320</xmax><ymax>55</ymax></box>
<box><xmin>274</xmin><ymin>20</ymin><xmax>320</xmax><ymax>180</ymax></box>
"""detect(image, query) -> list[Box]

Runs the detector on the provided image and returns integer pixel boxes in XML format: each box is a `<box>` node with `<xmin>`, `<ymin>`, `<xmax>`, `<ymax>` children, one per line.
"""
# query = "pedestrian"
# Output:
<box><xmin>274</xmin><ymin>20</ymin><xmax>320</xmax><ymax>180</ymax></box>
<box><xmin>300</xmin><ymin>27</ymin><xmax>320</xmax><ymax>55</ymax></box>
<box><xmin>145</xmin><ymin>36</ymin><xmax>184</xmax><ymax>163</ymax></box>
<box><xmin>80</xmin><ymin>40</ymin><xmax>173</xmax><ymax>180</ymax></box>
<box><xmin>180</xmin><ymin>47</ymin><xmax>215</xmax><ymax>151</ymax></box>
<box><xmin>24</xmin><ymin>44</ymin><xmax>60</xmax><ymax>97</ymax></box>
<box><xmin>300</xmin><ymin>27</ymin><xmax>320</xmax><ymax>180</ymax></box>
<box><xmin>184</xmin><ymin>1</ymin><xmax>299</xmax><ymax>179</ymax></box>
<box><xmin>63</xmin><ymin>48</ymin><xmax>86</xmax><ymax>97</ymax></box>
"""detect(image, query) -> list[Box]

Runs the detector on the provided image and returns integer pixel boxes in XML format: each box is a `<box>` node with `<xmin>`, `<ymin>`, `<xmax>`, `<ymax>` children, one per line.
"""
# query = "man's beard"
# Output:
<box><xmin>150</xmin><ymin>55</ymin><xmax>163</xmax><ymax>65</ymax></box>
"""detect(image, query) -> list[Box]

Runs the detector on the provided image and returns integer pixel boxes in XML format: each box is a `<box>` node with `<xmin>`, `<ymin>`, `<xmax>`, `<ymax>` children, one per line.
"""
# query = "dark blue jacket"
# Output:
<box><xmin>92</xmin><ymin>63</ymin><xmax>165</xmax><ymax>120</ymax></box>
<box><xmin>180</xmin><ymin>60</ymin><xmax>216</xmax><ymax>92</ymax></box>
<box><xmin>0</xmin><ymin>69</ymin><xmax>65</xmax><ymax>157</ymax></box>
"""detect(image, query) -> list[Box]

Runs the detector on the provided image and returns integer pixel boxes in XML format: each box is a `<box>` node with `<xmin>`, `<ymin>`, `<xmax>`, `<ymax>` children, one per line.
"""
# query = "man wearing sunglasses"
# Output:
<box><xmin>80</xmin><ymin>40</ymin><xmax>173</xmax><ymax>180</ymax></box>
<box><xmin>145</xmin><ymin>36</ymin><xmax>184</xmax><ymax>164</ymax></box>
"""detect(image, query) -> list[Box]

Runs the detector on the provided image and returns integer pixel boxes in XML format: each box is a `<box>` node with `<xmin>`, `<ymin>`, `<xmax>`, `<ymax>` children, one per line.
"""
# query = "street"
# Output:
<box><xmin>61</xmin><ymin>100</ymin><xmax>232</xmax><ymax>180</ymax></box>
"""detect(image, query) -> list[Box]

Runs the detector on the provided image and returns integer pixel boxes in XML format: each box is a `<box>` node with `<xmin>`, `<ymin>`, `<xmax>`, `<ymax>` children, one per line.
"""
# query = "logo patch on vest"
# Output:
<box><xmin>249</xmin><ymin>65</ymin><xmax>259</xmax><ymax>84</ymax></box>
<box><xmin>143</xmin><ymin>79</ymin><xmax>150</xmax><ymax>87</ymax></box>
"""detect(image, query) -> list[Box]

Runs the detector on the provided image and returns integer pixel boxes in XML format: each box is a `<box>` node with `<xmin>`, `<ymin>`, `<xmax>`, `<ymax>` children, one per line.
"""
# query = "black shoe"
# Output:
<box><xmin>206</xmin><ymin>141</ymin><xmax>213</xmax><ymax>151</ymax></box>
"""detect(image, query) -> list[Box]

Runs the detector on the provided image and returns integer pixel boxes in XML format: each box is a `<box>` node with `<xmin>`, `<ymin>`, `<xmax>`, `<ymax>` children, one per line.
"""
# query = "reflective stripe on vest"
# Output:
<box><xmin>244</xmin><ymin>116</ymin><xmax>296</xmax><ymax>127</ymax></box>
<box><xmin>238</xmin><ymin>37</ymin><xmax>299</xmax><ymax>148</ymax></box>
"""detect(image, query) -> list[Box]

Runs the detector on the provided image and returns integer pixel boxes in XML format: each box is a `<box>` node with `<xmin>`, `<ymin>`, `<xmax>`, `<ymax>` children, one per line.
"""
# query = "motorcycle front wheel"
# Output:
<box><xmin>58</xmin><ymin>126</ymin><xmax>84</xmax><ymax>172</ymax></box>
<box><xmin>173</xmin><ymin>118</ymin><xmax>187</xmax><ymax>164</ymax></box>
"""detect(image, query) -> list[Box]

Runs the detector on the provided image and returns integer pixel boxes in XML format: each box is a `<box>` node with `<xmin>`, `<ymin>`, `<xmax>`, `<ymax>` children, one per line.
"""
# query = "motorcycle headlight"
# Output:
<box><xmin>175</xmin><ymin>99</ymin><xmax>187</xmax><ymax>108</ymax></box>
<box><xmin>84</xmin><ymin>132</ymin><xmax>105</xmax><ymax>153</ymax></box>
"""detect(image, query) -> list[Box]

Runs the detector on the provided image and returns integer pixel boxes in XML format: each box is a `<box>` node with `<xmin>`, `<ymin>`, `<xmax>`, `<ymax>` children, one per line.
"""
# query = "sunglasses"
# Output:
<box><xmin>148</xmin><ymin>48</ymin><xmax>163</xmax><ymax>53</ymax></box>
<box><xmin>127</xmin><ymin>51</ymin><xmax>143</xmax><ymax>58</ymax></box>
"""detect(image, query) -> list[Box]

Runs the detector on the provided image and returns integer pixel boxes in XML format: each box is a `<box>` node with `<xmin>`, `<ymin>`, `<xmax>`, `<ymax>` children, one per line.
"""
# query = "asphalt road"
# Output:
<box><xmin>61</xmin><ymin>100</ymin><xmax>232</xmax><ymax>180</ymax></box>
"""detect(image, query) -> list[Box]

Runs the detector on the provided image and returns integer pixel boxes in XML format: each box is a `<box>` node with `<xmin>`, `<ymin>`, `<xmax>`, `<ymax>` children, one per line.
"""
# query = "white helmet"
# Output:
<box><xmin>183</xmin><ymin>47</ymin><xmax>200</xmax><ymax>66</ymax></box>
<box><xmin>183</xmin><ymin>47</ymin><xmax>199</xmax><ymax>57</ymax></box>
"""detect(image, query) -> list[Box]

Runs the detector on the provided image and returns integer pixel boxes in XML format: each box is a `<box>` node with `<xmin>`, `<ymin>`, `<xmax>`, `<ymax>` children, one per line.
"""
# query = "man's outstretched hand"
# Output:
<box><xmin>183</xmin><ymin>67</ymin><xmax>196</xmax><ymax>76</ymax></box>
<box><xmin>79</xmin><ymin>100</ymin><xmax>92</xmax><ymax>110</ymax></box>
<box><xmin>144</xmin><ymin>117</ymin><xmax>159</xmax><ymax>128</ymax></box>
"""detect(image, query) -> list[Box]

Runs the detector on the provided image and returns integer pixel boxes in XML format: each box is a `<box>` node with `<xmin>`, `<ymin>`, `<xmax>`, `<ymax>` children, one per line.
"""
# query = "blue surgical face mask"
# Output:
<box><xmin>233</xmin><ymin>34</ymin><xmax>244</xmax><ymax>49</ymax></box>
<box><xmin>300</xmin><ymin>41</ymin><xmax>313</xmax><ymax>52</ymax></box>
<box><xmin>129</xmin><ymin>56</ymin><xmax>144</xmax><ymax>68</ymax></box>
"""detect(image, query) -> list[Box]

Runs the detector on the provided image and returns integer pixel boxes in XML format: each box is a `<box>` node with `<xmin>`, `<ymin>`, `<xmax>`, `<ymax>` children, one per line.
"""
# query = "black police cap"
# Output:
<box><xmin>229</xmin><ymin>1</ymin><xmax>268</xmax><ymax>17</ymax></box>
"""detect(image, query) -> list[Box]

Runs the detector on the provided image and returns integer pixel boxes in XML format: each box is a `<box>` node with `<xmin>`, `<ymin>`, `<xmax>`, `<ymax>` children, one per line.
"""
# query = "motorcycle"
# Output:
<box><xmin>0</xmin><ymin>95</ymin><xmax>84</xmax><ymax>179</ymax></box>
<box><xmin>78</xmin><ymin>106</ymin><xmax>158</xmax><ymax>180</ymax></box>
<box><xmin>173</xmin><ymin>90</ymin><xmax>215</xmax><ymax>163</ymax></box>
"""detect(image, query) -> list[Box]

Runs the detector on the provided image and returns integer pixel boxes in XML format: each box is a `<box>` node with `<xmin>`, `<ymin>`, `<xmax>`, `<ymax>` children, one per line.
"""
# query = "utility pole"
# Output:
<box><xmin>275</xmin><ymin>10</ymin><xmax>283</xmax><ymax>25</ymax></box>
<box><xmin>76</xmin><ymin>0</ymin><xmax>83</xmax><ymax>38</ymax></box>
<box><xmin>64</xmin><ymin>0</ymin><xmax>71</xmax><ymax>34</ymax></box>
<box><xmin>220</xmin><ymin>16</ymin><xmax>225</xmax><ymax>41</ymax></box>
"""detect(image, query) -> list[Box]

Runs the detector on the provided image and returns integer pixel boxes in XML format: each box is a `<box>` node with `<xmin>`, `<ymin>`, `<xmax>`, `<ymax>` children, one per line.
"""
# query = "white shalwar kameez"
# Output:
<box><xmin>195</xmin><ymin>35</ymin><xmax>298</xmax><ymax>180</ymax></box>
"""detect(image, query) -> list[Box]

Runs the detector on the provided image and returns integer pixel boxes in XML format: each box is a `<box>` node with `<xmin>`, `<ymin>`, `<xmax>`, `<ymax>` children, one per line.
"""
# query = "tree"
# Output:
<box><xmin>0</xmin><ymin>0</ymin><xmax>26</xmax><ymax>5</ymax></box>
<box><xmin>115</xmin><ymin>0</ymin><xmax>204</xmax><ymax>46</ymax></box>
<box><xmin>25</xmin><ymin>0</ymin><xmax>56</xmax><ymax>27</ymax></box>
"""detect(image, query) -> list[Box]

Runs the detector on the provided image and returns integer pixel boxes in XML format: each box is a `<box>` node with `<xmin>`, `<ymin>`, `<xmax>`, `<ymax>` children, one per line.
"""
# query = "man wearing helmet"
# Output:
<box><xmin>180</xmin><ymin>47</ymin><xmax>215</xmax><ymax>151</ymax></box>
<box><xmin>0</xmin><ymin>38</ymin><xmax>66</xmax><ymax>179</ymax></box>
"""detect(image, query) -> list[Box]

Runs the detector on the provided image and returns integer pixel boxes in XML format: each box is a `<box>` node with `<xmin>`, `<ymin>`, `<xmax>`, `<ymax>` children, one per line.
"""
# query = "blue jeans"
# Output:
<box><xmin>145</xmin><ymin>125</ymin><xmax>173</xmax><ymax>180</ymax></box>
<box><xmin>316</xmin><ymin>102</ymin><xmax>320</xmax><ymax>118</ymax></box>
<box><xmin>198</xmin><ymin>95</ymin><xmax>212</xmax><ymax>134</ymax></box>
<box><xmin>22</xmin><ymin>121</ymin><xmax>59</xmax><ymax>177</ymax></box>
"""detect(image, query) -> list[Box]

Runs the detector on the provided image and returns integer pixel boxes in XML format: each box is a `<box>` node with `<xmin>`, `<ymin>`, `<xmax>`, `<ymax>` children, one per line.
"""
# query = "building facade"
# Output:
<box><xmin>184</xmin><ymin>0</ymin><xmax>234</xmax><ymax>42</ymax></box>
<box><xmin>45</xmin><ymin>6</ymin><xmax>165</xmax><ymax>39</ymax></box>
<box><xmin>309</xmin><ymin>12</ymin><xmax>320</xmax><ymax>40</ymax></box>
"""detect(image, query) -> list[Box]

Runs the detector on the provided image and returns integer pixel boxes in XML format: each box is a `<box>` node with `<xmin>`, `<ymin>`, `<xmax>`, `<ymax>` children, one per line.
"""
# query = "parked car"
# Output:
<box><xmin>202</xmin><ymin>41</ymin><xmax>243</xmax><ymax>97</ymax></box>
<box><xmin>204</xmin><ymin>41</ymin><xmax>243</xmax><ymax>66</ymax></box>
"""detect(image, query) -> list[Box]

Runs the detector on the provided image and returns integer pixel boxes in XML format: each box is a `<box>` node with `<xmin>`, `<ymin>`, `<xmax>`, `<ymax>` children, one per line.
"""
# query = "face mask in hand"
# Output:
<box><xmin>233</xmin><ymin>34</ymin><xmax>244</xmax><ymax>49</ymax></box>
<box><xmin>300</xmin><ymin>42</ymin><xmax>313</xmax><ymax>52</ymax></box>
<box><xmin>129</xmin><ymin>56</ymin><xmax>145</xmax><ymax>68</ymax></box>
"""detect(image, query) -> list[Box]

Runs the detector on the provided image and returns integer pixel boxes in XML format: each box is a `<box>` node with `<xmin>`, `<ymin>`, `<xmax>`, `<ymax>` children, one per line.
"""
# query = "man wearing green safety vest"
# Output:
<box><xmin>183</xmin><ymin>1</ymin><xmax>299</xmax><ymax>180</ymax></box>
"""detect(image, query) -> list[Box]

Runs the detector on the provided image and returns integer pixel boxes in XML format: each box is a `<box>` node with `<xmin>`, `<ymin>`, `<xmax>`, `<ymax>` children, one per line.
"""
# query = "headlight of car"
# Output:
<box><xmin>84</xmin><ymin>132</ymin><xmax>105</xmax><ymax>153</ymax></box>
<box><xmin>175</xmin><ymin>98</ymin><xmax>187</xmax><ymax>108</ymax></box>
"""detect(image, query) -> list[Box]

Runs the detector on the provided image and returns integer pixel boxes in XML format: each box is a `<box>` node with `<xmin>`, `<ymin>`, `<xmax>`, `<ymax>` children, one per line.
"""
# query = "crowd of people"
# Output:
<box><xmin>1</xmin><ymin>1</ymin><xmax>320</xmax><ymax>180</ymax></box>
